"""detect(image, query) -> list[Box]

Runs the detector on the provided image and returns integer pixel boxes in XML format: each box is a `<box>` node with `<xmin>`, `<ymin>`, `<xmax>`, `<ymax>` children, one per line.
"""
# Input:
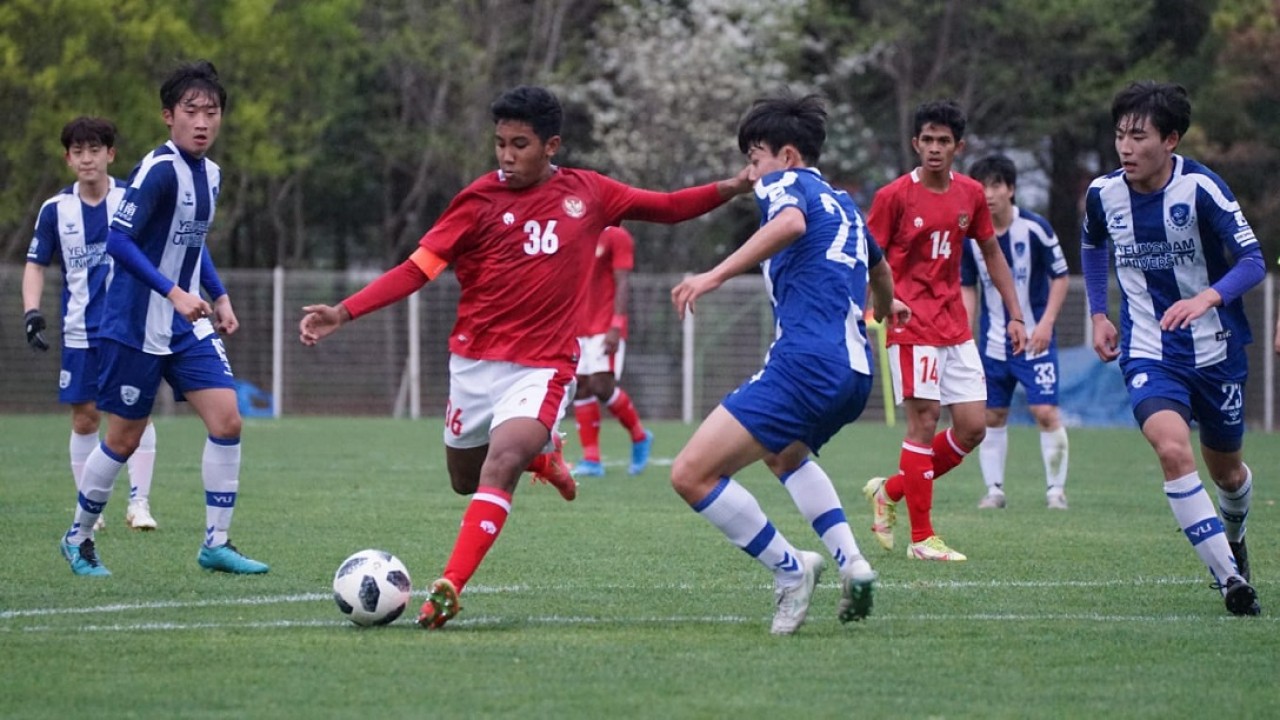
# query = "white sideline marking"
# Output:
<box><xmin>0</xmin><ymin>575</ymin><xmax>1235</xmax><ymax>623</ymax></box>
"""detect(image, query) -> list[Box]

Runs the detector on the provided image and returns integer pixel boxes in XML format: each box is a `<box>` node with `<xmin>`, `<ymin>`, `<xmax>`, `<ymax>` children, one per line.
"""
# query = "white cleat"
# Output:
<box><xmin>978</xmin><ymin>491</ymin><xmax>1007</xmax><ymax>509</ymax></box>
<box><xmin>126</xmin><ymin>499</ymin><xmax>158</xmax><ymax>531</ymax></box>
<box><xmin>1046</xmin><ymin>490</ymin><xmax>1069</xmax><ymax>510</ymax></box>
<box><xmin>771</xmin><ymin>550</ymin><xmax>825</xmax><ymax>636</ymax></box>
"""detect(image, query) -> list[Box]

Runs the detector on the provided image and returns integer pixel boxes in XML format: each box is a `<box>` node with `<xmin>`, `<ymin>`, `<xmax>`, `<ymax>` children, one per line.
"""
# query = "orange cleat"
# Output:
<box><xmin>417</xmin><ymin>578</ymin><xmax>460</xmax><ymax>630</ymax></box>
<box><xmin>531</xmin><ymin>434</ymin><xmax>577</xmax><ymax>501</ymax></box>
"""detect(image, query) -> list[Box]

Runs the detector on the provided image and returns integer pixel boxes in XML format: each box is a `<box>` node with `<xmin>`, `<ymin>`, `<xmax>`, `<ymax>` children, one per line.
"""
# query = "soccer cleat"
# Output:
<box><xmin>1221</xmin><ymin>576</ymin><xmax>1261</xmax><ymax>617</ymax></box>
<box><xmin>907</xmin><ymin>535</ymin><xmax>967</xmax><ymax>562</ymax></box>
<box><xmin>531</xmin><ymin>435</ymin><xmax>577</xmax><ymax>501</ymax></box>
<box><xmin>862</xmin><ymin>477</ymin><xmax>896</xmax><ymax>551</ymax></box>
<box><xmin>574</xmin><ymin>459</ymin><xmax>606</xmax><ymax>478</ymax></box>
<box><xmin>417</xmin><ymin>578</ymin><xmax>461</xmax><ymax>630</ymax></box>
<box><xmin>1046</xmin><ymin>490</ymin><xmax>1069</xmax><ymax>510</ymax></box>
<box><xmin>978</xmin><ymin>492</ymin><xmax>1007</xmax><ymax>509</ymax></box>
<box><xmin>92</xmin><ymin>515</ymin><xmax>106</xmax><ymax>531</ymax></box>
<box><xmin>838</xmin><ymin>558</ymin><xmax>877</xmax><ymax>624</ymax></box>
<box><xmin>198</xmin><ymin>542</ymin><xmax>269</xmax><ymax>574</ymax></box>
<box><xmin>125</xmin><ymin>499</ymin><xmax>158</xmax><ymax>530</ymax></box>
<box><xmin>59</xmin><ymin>538</ymin><xmax>111</xmax><ymax>576</ymax></box>
<box><xmin>1229</xmin><ymin>538</ymin><xmax>1250</xmax><ymax>583</ymax></box>
<box><xmin>771</xmin><ymin>550</ymin><xmax>825</xmax><ymax>635</ymax></box>
<box><xmin>628</xmin><ymin>430</ymin><xmax>654</xmax><ymax>475</ymax></box>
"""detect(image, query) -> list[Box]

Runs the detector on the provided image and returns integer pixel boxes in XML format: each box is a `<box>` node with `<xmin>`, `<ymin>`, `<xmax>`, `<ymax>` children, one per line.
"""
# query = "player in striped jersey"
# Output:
<box><xmin>671</xmin><ymin>93</ymin><xmax>909</xmax><ymax>634</ymax></box>
<box><xmin>58</xmin><ymin>61</ymin><xmax>268</xmax><ymax>577</ymax></box>
<box><xmin>1082</xmin><ymin>81</ymin><xmax>1262</xmax><ymax>616</ymax></box>
<box><xmin>24</xmin><ymin>117</ymin><xmax>161</xmax><ymax>532</ymax></box>
<box><xmin>961</xmin><ymin>155</ymin><xmax>1071</xmax><ymax>510</ymax></box>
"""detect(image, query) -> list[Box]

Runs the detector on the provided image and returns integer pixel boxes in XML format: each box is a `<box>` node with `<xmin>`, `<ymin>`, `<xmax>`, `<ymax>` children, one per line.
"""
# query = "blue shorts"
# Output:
<box><xmin>1121</xmin><ymin>355</ymin><xmax>1247</xmax><ymax>452</ymax></box>
<box><xmin>721</xmin><ymin>353</ymin><xmax>872</xmax><ymax>455</ymax></box>
<box><xmin>97</xmin><ymin>337</ymin><xmax>237</xmax><ymax>420</ymax></box>
<box><xmin>983</xmin><ymin>347</ymin><xmax>1059</xmax><ymax>408</ymax></box>
<box><xmin>59</xmin><ymin>346</ymin><xmax>102</xmax><ymax>405</ymax></box>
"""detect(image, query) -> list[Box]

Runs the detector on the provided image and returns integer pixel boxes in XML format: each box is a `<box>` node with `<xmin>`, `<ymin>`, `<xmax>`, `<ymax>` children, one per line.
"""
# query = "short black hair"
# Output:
<box><xmin>913</xmin><ymin>99</ymin><xmax>967</xmax><ymax>141</ymax></box>
<box><xmin>969</xmin><ymin>154</ymin><xmax>1017</xmax><ymax>188</ymax></box>
<box><xmin>736</xmin><ymin>91</ymin><xmax>828</xmax><ymax>165</ymax></box>
<box><xmin>60</xmin><ymin>117</ymin><xmax>117</xmax><ymax>150</ymax></box>
<box><xmin>491</xmin><ymin>86</ymin><xmax>563</xmax><ymax>143</ymax></box>
<box><xmin>160</xmin><ymin>60</ymin><xmax>226</xmax><ymax>112</ymax></box>
<box><xmin>1111</xmin><ymin>80</ymin><xmax>1190</xmax><ymax>139</ymax></box>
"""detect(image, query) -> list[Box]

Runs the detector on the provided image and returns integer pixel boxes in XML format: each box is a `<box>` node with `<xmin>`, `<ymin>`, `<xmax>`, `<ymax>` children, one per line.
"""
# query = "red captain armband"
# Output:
<box><xmin>409</xmin><ymin>247</ymin><xmax>448</xmax><ymax>281</ymax></box>
<box><xmin>610</xmin><ymin>314</ymin><xmax>628</xmax><ymax>334</ymax></box>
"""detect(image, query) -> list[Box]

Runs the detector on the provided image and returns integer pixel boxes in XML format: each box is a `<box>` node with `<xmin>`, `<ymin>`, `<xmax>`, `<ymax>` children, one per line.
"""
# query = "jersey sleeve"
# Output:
<box><xmin>592</xmin><ymin>172</ymin><xmax>725</xmax><ymax>225</ymax></box>
<box><xmin>1028</xmin><ymin>215</ymin><xmax>1069</xmax><ymax>277</ymax></box>
<box><xmin>967</xmin><ymin>187</ymin><xmax>995</xmax><ymax>241</ymax></box>
<box><xmin>1195</xmin><ymin>176</ymin><xmax>1259</xmax><ymax>259</ymax></box>
<box><xmin>866</xmin><ymin>187</ymin><xmax>895</xmax><ymax>251</ymax></box>
<box><xmin>112</xmin><ymin>161</ymin><xmax>175</xmax><ymax>239</ymax></box>
<box><xmin>417</xmin><ymin>189</ymin><xmax>481</xmax><ymax>263</ymax></box>
<box><xmin>605</xmin><ymin>226</ymin><xmax>635</xmax><ymax>271</ymax></box>
<box><xmin>27</xmin><ymin>201</ymin><xmax>59</xmax><ymax>265</ymax></box>
<box><xmin>1079</xmin><ymin>186</ymin><xmax>1108</xmax><ymax>250</ymax></box>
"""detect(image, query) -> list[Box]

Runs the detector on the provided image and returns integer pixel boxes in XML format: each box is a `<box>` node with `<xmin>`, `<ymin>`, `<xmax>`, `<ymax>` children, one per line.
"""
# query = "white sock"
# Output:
<box><xmin>780</xmin><ymin>460</ymin><xmax>863</xmax><ymax>575</ymax></box>
<box><xmin>1040</xmin><ymin>427</ymin><xmax>1069</xmax><ymax>493</ymax></box>
<box><xmin>978</xmin><ymin>425</ymin><xmax>1007</xmax><ymax>493</ymax></box>
<box><xmin>127</xmin><ymin>422</ymin><xmax>157</xmax><ymax>503</ymax></box>
<box><xmin>67</xmin><ymin>443</ymin><xmax>124</xmax><ymax>544</ymax></box>
<box><xmin>203</xmin><ymin>436</ymin><xmax>241</xmax><ymax>548</ymax></box>
<box><xmin>1216</xmin><ymin>465</ymin><xmax>1252</xmax><ymax>544</ymax></box>
<box><xmin>69</xmin><ymin>431</ymin><xmax>98</xmax><ymax>492</ymax></box>
<box><xmin>693</xmin><ymin>477</ymin><xmax>804</xmax><ymax>584</ymax></box>
<box><xmin>1164</xmin><ymin>472</ymin><xmax>1240</xmax><ymax>584</ymax></box>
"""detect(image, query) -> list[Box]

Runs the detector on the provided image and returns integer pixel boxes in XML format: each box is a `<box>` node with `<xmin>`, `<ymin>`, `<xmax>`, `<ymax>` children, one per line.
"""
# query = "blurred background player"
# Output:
<box><xmin>24</xmin><ymin>117</ymin><xmax>160</xmax><ymax>531</ymax></box>
<box><xmin>960</xmin><ymin>154</ymin><xmax>1071</xmax><ymax>510</ymax></box>
<box><xmin>59</xmin><ymin>60</ymin><xmax>267</xmax><ymax>577</ymax></box>
<box><xmin>1082</xmin><ymin>81</ymin><xmax>1260</xmax><ymax>615</ymax></box>
<box><xmin>863</xmin><ymin>100</ymin><xmax>1027</xmax><ymax>562</ymax></box>
<box><xmin>299</xmin><ymin>85</ymin><xmax>751</xmax><ymax>630</ymax></box>
<box><xmin>670</xmin><ymin>92</ymin><xmax>909</xmax><ymax>634</ymax></box>
<box><xmin>572</xmin><ymin>224</ymin><xmax>653</xmax><ymax>477</ymax></box>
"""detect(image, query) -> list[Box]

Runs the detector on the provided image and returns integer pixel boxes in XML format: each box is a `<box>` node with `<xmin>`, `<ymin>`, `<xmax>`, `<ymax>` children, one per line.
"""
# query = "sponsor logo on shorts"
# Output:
<box><xmin>121</xmin><ymin>385</ymin><xmax>141</xmax><ymax>406</ymax></box>
<box><xmin>59</xmin><ymin>370</ymin><xmax>72</xmax><ymax>389</ymax></box>
<box><xmin>1131</xmin><ymin>373</ymin><xmax>1148</xmax><ymax>389</ymax></box>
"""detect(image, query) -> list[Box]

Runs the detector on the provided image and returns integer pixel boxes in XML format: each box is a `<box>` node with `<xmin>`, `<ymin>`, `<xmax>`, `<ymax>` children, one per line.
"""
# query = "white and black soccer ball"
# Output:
<box><xmin>332</xmin><ymin>549</ymin><xmax>413</xmax><ymax>626</ymax></box>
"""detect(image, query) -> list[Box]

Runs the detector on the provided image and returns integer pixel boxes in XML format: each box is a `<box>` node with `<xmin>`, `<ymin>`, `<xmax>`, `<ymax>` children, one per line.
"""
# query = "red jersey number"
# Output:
<box><xmin>918</xmin><ymin>355</ymin><xmax>939</xmax><ymax>385</ymax></box>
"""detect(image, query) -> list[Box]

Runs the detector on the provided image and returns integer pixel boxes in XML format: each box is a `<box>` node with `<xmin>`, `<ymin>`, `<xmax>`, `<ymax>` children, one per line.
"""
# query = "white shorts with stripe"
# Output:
<box><xmin>444</xmin><ymin>355</ymin><xmax>574</xmax><ymax>449</ymax></box>
<box><xmin>575</xmin><ymin>334</ymin><xmax>626</xmax><ymax>377</ymax></box>
<box><xmin>887</xmin><ymin>341</ymin><xmax>987</xmax><ymax>406</ymax></box>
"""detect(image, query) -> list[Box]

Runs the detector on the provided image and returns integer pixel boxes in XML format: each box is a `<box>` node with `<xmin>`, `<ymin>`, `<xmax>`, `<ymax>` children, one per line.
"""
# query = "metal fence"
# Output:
<box><xmin>2</xmin><ymin>264</ymin><xmax>1276</xmax><ymax>430</ymax></box>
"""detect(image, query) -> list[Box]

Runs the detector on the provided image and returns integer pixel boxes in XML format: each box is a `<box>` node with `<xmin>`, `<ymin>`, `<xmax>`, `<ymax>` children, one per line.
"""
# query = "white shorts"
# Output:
<box><xmin>887</xmin><ymin>341</ymin><xmax>987</xmax><ymax>406</ymax></box>
<box><xmin>575</xmin><ymin>334</ymin><xmax>627</xmax><ymax>377</ymax></box>
<box><xmin>444</xmin><ymin>355</ymin><xmax>574</xmax><ymax>449</ymax></box>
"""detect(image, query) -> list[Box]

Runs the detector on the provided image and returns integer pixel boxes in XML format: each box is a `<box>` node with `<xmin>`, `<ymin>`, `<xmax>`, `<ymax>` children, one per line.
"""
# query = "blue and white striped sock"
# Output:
<box><xmin>779</xmin><ymin>459</ymin><xmax>862</xmax><ymax>573</ymax></box>
<box><xmin>1165</xmin><ymin>471</ymin><xmax>1239</xmax><ymax>584</ymax></box>
<box><xmin>1216</xmin><ymin>465</ymin><xmax>1251</xmax><ymax>544</ymax></box>
<box><xmin>67</xmin><ymin>443</ymin><xmax>125</xmax><ymax>544</ymax></box>
<box><xmin>693</xmin><ymin>477</ymin><xmax>804</xmax><ymax>584</ymax></box>
<box><xmin>203</xmin><ymin>436</ymin><xmax>241</xmax><ymax>548</ymax></box>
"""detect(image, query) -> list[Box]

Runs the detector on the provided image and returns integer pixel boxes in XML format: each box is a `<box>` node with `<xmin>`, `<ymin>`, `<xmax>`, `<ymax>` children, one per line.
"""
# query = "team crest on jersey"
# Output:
<box><xmin>563</xmin><ymin>197</ymin><xmax>585</xmax><ymax>218</ymax></box>
<box><xmin>503</xmin><ymin>212</ymin><xmax>515</xmax><ymax>226</ymax></box>
<box><xmin>1014</xmin><ymin>241</ymin><xmax>1026</xmax><ymax>257</ymax></box>
<box><xmin>1166</xmin><ymin>203</ymin><xmax>1193</xmax><ymax>230</ymax></box>
<box><xmin>957</xmin><ymin>213</ymin><xmax>970</xmax><ymax>229</ymax></box>
<box><xmin>120</xmin><ymin>385</ymin><xmax>141</xmax><ymax>406</ymax></box>
<box><xmin>913</xmin><ymin>217</ymin><xmax>923</xmax><ymax>228</ymax></box>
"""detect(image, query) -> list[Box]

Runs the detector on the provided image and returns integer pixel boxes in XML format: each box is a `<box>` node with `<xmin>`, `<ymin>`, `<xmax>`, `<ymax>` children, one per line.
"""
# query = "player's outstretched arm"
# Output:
<box><xmin>299</xmin><ymin>303</ymin><xmax>350</xmax><ymax>346</ymax></box>
<box><xmin>868</xmin><ymin>259</ymin><xmax>909</xmax><ymax>327</ymax></box>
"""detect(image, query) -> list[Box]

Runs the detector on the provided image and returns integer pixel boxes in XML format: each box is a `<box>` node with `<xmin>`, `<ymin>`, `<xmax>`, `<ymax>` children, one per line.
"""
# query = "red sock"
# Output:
<box><xmin>441</xmin><ymin>487</ymin><xmax>512</xmax><ymax>592</ymax></box>
<box><xmin>606</xmin><ymin>388</ymin><xmax>646</xmax><ymax>442</ymax></box>
<box><xmin>897</xmin><ymin>440</ymin><xmax>936</xmax><ymax>542</ymax></box>
<box><xmin>931</xmin><ymin>428</ymin><xmax>971</xmax><ymax>479</ymax></box>
<box><xmin>574</xmin><ymin>399</ymin><xmax>602</xmax><ymax>462</ymax></box>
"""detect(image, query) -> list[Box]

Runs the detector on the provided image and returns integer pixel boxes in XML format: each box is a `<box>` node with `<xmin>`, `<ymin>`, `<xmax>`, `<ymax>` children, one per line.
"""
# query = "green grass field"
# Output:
<box><xmin>2</xmin><ymin>414</ymin><xmax>1277</xmax><ymax>719</ymax></box>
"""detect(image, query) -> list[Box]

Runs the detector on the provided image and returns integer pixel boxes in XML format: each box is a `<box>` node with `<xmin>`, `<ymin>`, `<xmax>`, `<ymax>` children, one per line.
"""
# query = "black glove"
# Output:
<box><xmin>24</xmin><ymin>309</ymin><xmax>49</xmax><ymax>351</ymax></box>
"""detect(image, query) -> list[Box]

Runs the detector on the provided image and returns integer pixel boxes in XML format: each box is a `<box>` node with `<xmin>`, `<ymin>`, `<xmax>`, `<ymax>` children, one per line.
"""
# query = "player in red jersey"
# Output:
<box><xmin>299</xmin><ymin>86</ymin><xmax>751</xmax><ymax>628</ymax></box>
<box><xmin>862</xmin><ymin>100</ymin><xmax>1027</xmax><ymax>562</ymax></box>
<box><xmin>571</xmin><ymin>225</ymin><xmax>654</xmax><ymax>478</ymax></box>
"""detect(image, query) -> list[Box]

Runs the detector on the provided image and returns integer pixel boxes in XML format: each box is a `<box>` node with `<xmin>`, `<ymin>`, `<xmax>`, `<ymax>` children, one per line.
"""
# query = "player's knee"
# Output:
<box><xmin>70</xmin><ymin>412</ymin><xmax>100</xmax><ymax>436</ymax></box>
<box><xmin>209</xmin><ymin>413</ymin><xmax>242</xmax><ymax>439</ymax></box>
<box><xmin>956</xmin><ymin>425</ymin><xmax>986</xmax><ymax>449</ymax></box>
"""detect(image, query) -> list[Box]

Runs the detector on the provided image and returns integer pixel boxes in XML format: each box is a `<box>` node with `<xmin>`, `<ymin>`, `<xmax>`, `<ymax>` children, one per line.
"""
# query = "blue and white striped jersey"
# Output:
<box><xmin>1082</xmin><ymin>155</ymin><xmax>1260</xmax><ymax>367</ymax></box>
<box><xmin>753</xmin><ymin>167</ymin><xmax>880</xmax><ymax>376</ymax></box>
<box><xmin>961</xmin><ymin>206</ymin><xmax>1068</xmax><ymax>361</ymax></box>
<box><xmin>105</xmin><ymin>141</ymin><xmax>219</xmax><ymax>355</ymax></box>
<box><xmin>27</xmin><ymin>178</ymin><xmax>126</xmax><ymax>349</ymax></box>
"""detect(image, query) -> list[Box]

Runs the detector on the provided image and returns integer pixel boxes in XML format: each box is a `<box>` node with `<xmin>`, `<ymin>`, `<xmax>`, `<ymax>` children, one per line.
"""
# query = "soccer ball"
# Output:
<box><xmin>332</xmin><ymin>549</ymin><xmax>413</xmax><ymax>626</ymax></box>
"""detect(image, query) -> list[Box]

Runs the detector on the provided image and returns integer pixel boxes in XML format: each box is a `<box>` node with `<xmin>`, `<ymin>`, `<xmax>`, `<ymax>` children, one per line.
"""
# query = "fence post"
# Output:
<box><xmin>272</xmin><ymin>265</ymin><xmax>284</xmax><ymax>418</ymax></box>
<box><xmin>681</xmin><ymin>274</ymin><xmax>695</xmax><ymax>424</ymax></box>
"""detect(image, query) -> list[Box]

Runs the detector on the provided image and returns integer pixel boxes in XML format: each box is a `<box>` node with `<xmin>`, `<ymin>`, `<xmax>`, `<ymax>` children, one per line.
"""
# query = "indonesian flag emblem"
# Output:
<box><xmin>563</xmin><ymin>197</ymin><xmax>585</xmax><ymax>218</ymax></box>
<box><xmin>958</xmin><ymin>213</ymin><xmax>970</xmax><ymax>229</ymax></box>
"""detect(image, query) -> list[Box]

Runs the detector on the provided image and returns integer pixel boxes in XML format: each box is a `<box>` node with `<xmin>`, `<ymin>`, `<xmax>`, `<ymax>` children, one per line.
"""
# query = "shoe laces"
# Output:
<box><xmin>79</xmin><ymin>539</ymin><xmax>103</xmax><ymax>566</ymax></box>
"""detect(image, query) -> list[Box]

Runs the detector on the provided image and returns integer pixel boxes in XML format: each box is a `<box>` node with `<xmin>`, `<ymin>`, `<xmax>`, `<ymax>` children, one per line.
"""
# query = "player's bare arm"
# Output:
<box><xmin>976</xmin><ymin>235</ymin><xmax>1027</xmax><ymax>353</ymax></box>
<box><xmin>211</xmin><ymin>294</ymin><xmax>238</xmax><ymax>335</ymax></box>
<box><xmin>1030</xmin><ymin>275</ymin><xmax>1069</xmax><ymax>355</ymax></box>
<box><xmin>715</xmin><ymin>165</ymin><xmax>754</xmax><ymax>198</ymax></box>
<box><xmin>168</xmin><ymin>285</ymin><xmax>213</xmax><ymax>323</ymax></box>
<box><xmin>299</xmin><ymin>303</ymin><xmax>351</xmax><ymax>346</ymax></box>
<box><xmin>672</xmin><ymin>206</ymin><xmax>805</xmax><ymax>320</ymax></box>
<box><xmin>1159</xmin><ymin>288</ymin><xmax>1221</xmax><ymax>331</ymax></box>
<box><xmin>868</xmin><ymin>260</ymin><xmax>910</xmax><ymax>327</ymax></box>
<box><xmin>1091</xmin><ymin>313</ymin><xmax>1120</xmax><ymax>362</ymax></box>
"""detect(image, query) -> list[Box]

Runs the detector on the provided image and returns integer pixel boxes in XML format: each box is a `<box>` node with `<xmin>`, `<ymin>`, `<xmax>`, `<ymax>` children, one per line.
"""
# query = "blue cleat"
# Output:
<box><xmin>59</xmin><ymin>538</ymin><xmax>111</xmax><ymax>577</ymax></box>
<box><xmin>198</xmin><ymin>542</ymin><xmax>269</xmax><ymax>574</ymax></box>
<box><xmin>628</xmin><ymin>430</ymin><xmax>654</xmax><ymax>475</ymax></box>
<box><xmin>574</xmin><ymin>459</ymin><xmax>606</xmax><ymax>477</ymax></box>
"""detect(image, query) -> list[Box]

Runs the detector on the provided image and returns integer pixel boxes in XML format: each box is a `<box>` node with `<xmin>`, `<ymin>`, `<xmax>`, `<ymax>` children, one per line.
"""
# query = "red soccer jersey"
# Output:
<box><xmin>419</xmin><ymin>167</ymin><xmax>723</xmax><ymax>371</ymax></box>
<box><xmin>867</xmin><ymin>169</ymin><xmax>994</xmax><ymax>346</ymax></box>
<box><xmin>580</xmin><ymin>225</ymin><xmax>635</xmax><ymax>337</ymax></box>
